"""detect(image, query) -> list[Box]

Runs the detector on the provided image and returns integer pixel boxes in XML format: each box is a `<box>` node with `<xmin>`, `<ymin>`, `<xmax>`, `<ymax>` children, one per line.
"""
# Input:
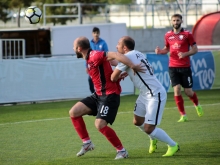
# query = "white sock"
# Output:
<box><xmin>150</xmin><ymin>128</ymin><xmax>176</xmax><ymax>146</ymax></box>
<box><xmin>117</xmin><ymin>148</ymin><xmax>125</xmax><ymax>152</ymax></box>
<box><xmin>138</xmin><ymin>123</ymin><xmax>156</xmax><ymax>140</ymax></box>
<box><xmin>83</xmin><ymin>140</ymin><xmax>91</xmax><ymax>144</ymax></box>
<box><xmin>137</xmin><ymin>123</ymin><xmax>145</xmax><ymax>132</ymax></box>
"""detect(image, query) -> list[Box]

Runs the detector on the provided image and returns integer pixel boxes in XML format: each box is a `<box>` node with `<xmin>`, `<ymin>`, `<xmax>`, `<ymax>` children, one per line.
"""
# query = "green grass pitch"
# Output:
<box><xmin>0</xmin><ymin>89</ymin><xmax>220</xmax><ymax>165</ymax></box>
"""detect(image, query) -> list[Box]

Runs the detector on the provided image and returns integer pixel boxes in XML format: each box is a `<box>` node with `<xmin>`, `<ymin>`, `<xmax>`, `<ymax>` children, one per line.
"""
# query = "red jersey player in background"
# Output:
<box><xmin>155</xmin><ymin>14</ymin><xmax>203</xmax><ymax>122</ymax></box>
<box><xmin>69</xmin><ymin>37</ymin><xmax>144</xmax><ymax>159</ymax></box>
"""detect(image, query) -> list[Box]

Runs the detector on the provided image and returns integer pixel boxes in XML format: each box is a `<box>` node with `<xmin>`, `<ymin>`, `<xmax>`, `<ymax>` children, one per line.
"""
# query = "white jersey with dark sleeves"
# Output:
<box><xmin>116</xmin><ymin>50</ymin><xmax>166</xmax><ymax>96</ymax></box>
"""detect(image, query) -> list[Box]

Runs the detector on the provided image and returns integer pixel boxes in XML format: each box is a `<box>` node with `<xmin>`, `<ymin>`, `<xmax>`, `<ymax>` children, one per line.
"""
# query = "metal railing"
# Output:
<box><xmin>0</xmin><ymin>39</ymin><xmax>26</xmax><ymax>59</ymax></box>
<box><xmin>43</xmin><ymin>2</ymin><xmax>220</xmax><ymax>28</ymax></box>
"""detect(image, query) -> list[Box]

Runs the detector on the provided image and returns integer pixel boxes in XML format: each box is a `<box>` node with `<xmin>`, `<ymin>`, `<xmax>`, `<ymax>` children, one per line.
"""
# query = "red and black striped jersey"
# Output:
<box><xmin>86</xmin><ymin>50</ymin><xmax>121</xmax><ymax>96</ymax></box>
<box><xmin>164</xmin><ymin>28</ymin><xmax>196</xmax><ymax>67</ymax></box>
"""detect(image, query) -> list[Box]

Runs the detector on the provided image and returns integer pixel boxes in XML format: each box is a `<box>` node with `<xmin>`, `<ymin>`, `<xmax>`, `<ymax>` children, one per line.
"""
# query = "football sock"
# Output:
<box><xmin>70</xmin><ymin>117</ymin><xmax>90</xmax><ymax>142</ymax></box>
<box><xmin>99</xmin><ymin>126</ymin><xmax>123</xmax><ymax>151</ymax></box>
<box><xmin>117</xmin><ymin>148</ymin><xmax>126</xmax><ymax>152</ymax></box>
<box><xmin>83</xmin><ymin>140</ymin><xmax>91</xmax><ymax>144</ymax></box>
<box><xmin>138</xmin><ymin>123</ymin><xmax>145</xmax><ymax>132</ymax></box>
<box><xmin>189</xmin><ymin>92</ymin><xmax>199</xmax><ymax>106</ymax></box>
<box><xmin>174</xmin><ymin>95</ymin><xmax>185</xmax><ymax>115</ymax></box>
<box><xmin>138</xmin><ymin>123</ymin><xmax>156</xmax><ymax>140</ymax></box>
<box><xmin>150</xmin><ymin>128</ymin><xmax>176</xmax><ymax>147</ymax></box>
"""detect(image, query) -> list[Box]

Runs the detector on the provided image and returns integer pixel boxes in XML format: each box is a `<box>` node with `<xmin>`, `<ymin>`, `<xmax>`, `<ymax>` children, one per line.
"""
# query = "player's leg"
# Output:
<box><xmin>133</xmin><ymin>95</ymin><xmax>158</xmax><ymax>153</ymax></box>
<box><xmin>144</xmin><ymin>92</ymin><xmax>179</xmax><ymax>157</ymax></box>
<box><xmin>169</xmin><ymin>67</ymin><xmax>187</xmax><ymax>122</ymax></box>
<box><xmin>69</xmin><ymin>94</ymin><xmax>97</xmax><ymax>156</ymax></box>
<box><xmin>182</xmin><ymin>68</ymin><xmax>203</xmax><ymax>117</ymax></box>
<box><xmin>174</xmin><ymin>85</ymin><xmax>188</xmax><ymax>122</ymax></box>
<box><xmin>134</xmin><ymin>114</ymin><xmax>159</xmax><ymax>153</ymax></box>
<box><xmin>95</xmin><ymin>94</ymin><xmax>128</xmax><ymax>159</ymax></box>
<box><xmin>185</xmin><ymin>88</ymin><xmax>203</xmax><ymax>116</ymax></box>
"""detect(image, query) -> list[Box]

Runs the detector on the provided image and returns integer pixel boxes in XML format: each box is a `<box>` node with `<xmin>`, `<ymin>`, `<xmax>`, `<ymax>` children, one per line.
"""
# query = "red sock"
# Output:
<box><xmin>99</xmin><ymin>126</ymin><xmax>123</xmax><ymax>151</ymax></box>
<box><xmin>174</xmin><ymin>95</ymin><xmax>185</xmax><ymax>115</ymax></box>
<box><xmin>70</xmin><ymin>117</ymin><xmax>90</xmax><ymax>142</ymax></box>
<box><xmin>189</xmin><ymin>92</ymin><xmax>199</xmax><ymax>106</ymax></box>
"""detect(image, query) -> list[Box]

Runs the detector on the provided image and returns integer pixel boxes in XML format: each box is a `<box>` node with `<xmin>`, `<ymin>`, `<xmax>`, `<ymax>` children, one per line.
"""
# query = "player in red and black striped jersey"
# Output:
<box><xmin>69</xmin><ymin>37</ymin><xmax>145</xmax><ymax>159</ymax></box>
<box><xmin>155</xmin><ymin>14</ymin><xmax>203</xmax><ymax>122</ymax></box>
<box><xmin>86</xmin><ymin>50</ymin><xmax>121</xmax><ymax>96</ymax></box>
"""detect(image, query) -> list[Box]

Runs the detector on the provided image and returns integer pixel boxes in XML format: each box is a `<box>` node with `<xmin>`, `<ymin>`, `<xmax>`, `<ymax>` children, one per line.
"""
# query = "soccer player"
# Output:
<box><xmin>69</xmin><ymin>37</ymin><xmax>144</xmax><ymax>159</ymax></box>
<box><xmin>86</xmin><ymin>27</ymin><xmax>109</xmax><ymax>93</ymax></box>
<box><xmin>155</xmin><ymin>13</ymin><xmax>203</xmax><ymax>122</ymax></box>
<box><xmin>111</xmin><ymin>36</ymin><xmax>179</xmax><ymax>157</ymax></box>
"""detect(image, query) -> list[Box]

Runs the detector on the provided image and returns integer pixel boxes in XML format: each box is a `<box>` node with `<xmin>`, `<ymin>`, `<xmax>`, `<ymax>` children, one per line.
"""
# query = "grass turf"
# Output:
<box><xmin>0</xmin><ymin>89</ymin><xmax>220</xmax><ymax>165</ymax></box>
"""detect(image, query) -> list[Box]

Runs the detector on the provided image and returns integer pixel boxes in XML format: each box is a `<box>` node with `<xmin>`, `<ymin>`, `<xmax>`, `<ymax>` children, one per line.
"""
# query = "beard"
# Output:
<box><xmin>173</xmin><ymin>24</ymin><xmax>181</xmax><ymax>30</ymax></box>
<box><xmin>76</xmin><ymin>50</ymin><xmax>83</xmax><ymax>58</ymax></box>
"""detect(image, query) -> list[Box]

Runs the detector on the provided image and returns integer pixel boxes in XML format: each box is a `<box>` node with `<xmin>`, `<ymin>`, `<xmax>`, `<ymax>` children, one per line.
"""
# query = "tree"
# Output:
<box><xmin>0</xmin><ymin>0</ymin><xmax>133</xmax><ymax>26</ymax></box>
<box><xmin>8</xmin><ymin>0</ymin><xmax>32</xmax><ymax>27</ymax></box>
<box><xmin>0</xmin><ymin>0</ymin><xmax>11</xmax><ymax>24</ymax></box>
<box><xmin>38</xmin><ymin>0</ymin><xmax>133</xmax><ymax>25</ymax></box>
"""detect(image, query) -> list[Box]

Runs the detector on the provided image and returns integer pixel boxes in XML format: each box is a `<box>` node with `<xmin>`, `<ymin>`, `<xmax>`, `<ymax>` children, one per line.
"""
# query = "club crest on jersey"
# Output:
<box><xmin>179</xmin><ymin>35</ymin><xmax>184</xmax><ymax>40</ymax></box>
<box><xmin>172</xmin><ymin>42</ymin><xmax>181</xmax><ymax>49</ymax></box>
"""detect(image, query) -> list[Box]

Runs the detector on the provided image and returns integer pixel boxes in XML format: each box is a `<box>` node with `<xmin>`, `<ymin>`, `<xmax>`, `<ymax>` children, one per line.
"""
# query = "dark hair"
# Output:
<box><xmin>92</xmin><ymin>27</ymin><xmax>100</xmax><ymax>33</ymax></box>
<box><xmin>78</xmin><ymin>37</ymin><xmax>90</xmax><ymax>49</ymax></box>
<box><xmin>123</xmin><ymin>36</ymin><xmax>135</xmax><ymax>50</ymax></box>
<box><xmin>171</xmin><ymin>14</ymin><xmax>182</xmax><ymax>20</ymax></box>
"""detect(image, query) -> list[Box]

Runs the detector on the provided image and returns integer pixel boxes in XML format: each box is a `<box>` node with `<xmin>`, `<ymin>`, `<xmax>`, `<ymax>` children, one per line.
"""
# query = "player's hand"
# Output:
<box><xmin>110</xmin><ymin>59</ymin><xmax>118</xmax><ymax>66</ymax></box>
<box><xmin>155</xmin><ymin>46</ymin><xmax>161</xmax><ymax>54</ymax></box>
<box><xmin>119</xmin><ymin>72</ymin><xmax>128</xmax><ymax>80</ymax></box>
<box><xmin>178</xmin><ymin>52</ymin><xmax>187</xmax><ymax>59</ymax></box>
<box><xmin>131</xmin><ymin>63</ymin><xmax>146</xmax><ymax>74</ymax></box>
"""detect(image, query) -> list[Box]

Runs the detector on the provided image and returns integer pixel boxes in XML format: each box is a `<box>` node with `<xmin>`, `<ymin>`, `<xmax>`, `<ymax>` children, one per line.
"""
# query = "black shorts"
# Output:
<box><xmin>80</xmin><ymin>93</ymin><xmax>120</xmax><ymax>125</ymax></box>
<box><xmin>169</xmin><ymin>67</ymin><xmax>193</xmax><ymax>88</ymax></box>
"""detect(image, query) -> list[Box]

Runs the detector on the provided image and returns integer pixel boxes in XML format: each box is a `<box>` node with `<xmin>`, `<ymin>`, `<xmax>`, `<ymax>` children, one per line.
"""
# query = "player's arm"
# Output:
<box><xmin>111</xmin><ymin>69</ymin><xmax>122</xmax><ymax>82</ymax></box>
<box><xmin>111</xmin><ymin>69</ymin><xmax>128</xmax><ymax>82</ymax></box>
<box><xmin>178</xmin><ymin>44</ymin><xmax>198</xmax><ymax>59</ymax></box>
<box><xmin>155</xmin><ymin>46</ymin><xmax>169</xmax><ymax>54</ymax></box>
<box><xmin>186</xmin><ymin>44</ymin><xmax>198</xmax><ymax>56</ymax></box>
<box><xmin>109</xmin><ymin>59</ymin><xmax>118</xmax><ymax>66</ymax></box>
<box><xmin>106</xmin><ymin>52</ymin><xmax>145</xmax><ymax>73</ymax></box>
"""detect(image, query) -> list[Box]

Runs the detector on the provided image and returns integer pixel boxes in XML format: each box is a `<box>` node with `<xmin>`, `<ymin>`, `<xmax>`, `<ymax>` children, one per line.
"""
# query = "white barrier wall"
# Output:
<box><xmin>51</xmin><ymin>23</ymin><xmax>127</xmax><ymax>55</ymax></box>
<box><xmin>0</xmin><ymin>58</ymin><xmax>134</xmax><ymax>104</ymax></box>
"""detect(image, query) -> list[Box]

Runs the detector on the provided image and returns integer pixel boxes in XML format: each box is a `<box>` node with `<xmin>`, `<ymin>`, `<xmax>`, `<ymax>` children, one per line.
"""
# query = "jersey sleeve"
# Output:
<box><xmin>116</xmin><ymin>61</ymin><xmax>128</xmax><ymax>72</ymax></box>
<box><xmin>92</xmin><ymin>51</ymin><xmax>106</xmax><ymax>67</ymax></box>
<box><xmin>188</xmin><ymin>32</ymin><xmax>196</xmax><ymax>46</ymax></box>
<box><xmin>164</xmin><ymin>34</ymin><xmax>169</xmax><ymax>48</ymax></box>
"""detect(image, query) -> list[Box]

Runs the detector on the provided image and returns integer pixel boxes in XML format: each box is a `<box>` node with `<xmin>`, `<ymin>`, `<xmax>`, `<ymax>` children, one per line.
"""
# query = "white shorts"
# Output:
<box><xmin>133</xmin><ymin>91</ymin><xmax>167</xmax><ymax>125</ymax></box>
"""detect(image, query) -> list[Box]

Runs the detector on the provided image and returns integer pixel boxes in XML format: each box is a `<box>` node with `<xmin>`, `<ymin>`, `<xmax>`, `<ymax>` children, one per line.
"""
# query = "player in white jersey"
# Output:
<box><xmin>111</xmin><ymin>36</ymin><xmax>179</xmax><ymax>157</ymax></box>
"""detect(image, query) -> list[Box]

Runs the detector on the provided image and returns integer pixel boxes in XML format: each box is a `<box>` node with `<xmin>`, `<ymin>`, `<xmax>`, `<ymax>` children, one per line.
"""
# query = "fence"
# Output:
<box><xmin>43</xmin><ymin>2</ymin><xmax>220</xmax><ymax>28</ymax></box>
<box><xmin>0</xmin><ymin>50</ymin><xmax>219</xmax><ymax>104</ymax></box>
<box><xmin>0</xmin><ymin>39</ymin><xmax>26</xmax><ymax>59</ymax></box>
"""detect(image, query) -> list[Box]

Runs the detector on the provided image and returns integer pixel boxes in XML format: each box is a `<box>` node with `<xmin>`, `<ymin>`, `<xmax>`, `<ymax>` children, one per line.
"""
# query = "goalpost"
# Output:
<box><xmin>197</xmin><ymin>45</ymin><xmax>220</xmax><ymax>51</ymax></box>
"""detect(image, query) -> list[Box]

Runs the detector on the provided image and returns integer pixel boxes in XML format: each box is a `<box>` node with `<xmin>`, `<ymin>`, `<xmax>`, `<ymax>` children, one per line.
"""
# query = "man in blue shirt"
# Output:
<box><xmin>86</xmin><ymin>27</ymin><xmax>109</xmax><ymax>93</ymax></box>
<box><xmin>90</xmin><ymin>27</ymin><xmax>109</xmax><ymax>51</ymax></box>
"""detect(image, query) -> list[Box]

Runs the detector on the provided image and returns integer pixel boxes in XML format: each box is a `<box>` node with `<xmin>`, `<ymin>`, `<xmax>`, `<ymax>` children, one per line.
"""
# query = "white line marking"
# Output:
<box><xmin>0</xmin><ymin>103</ymin><xmax>219</xmax><ymax>126</ymax></box>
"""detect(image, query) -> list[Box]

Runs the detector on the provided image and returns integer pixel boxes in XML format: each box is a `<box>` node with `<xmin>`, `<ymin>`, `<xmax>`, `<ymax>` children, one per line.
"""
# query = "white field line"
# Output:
<box><xmin>0</xmin><ymin>103</ymin><xmax>219</xmax><ymax>126</ymax></box>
